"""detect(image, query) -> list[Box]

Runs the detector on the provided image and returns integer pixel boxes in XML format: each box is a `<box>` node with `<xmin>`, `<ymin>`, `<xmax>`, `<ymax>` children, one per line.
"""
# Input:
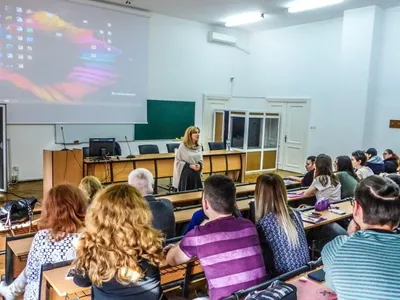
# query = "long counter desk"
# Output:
<box><xmin>83</xmin><ymin>150</ymin><xmax>246</xmax><ymax>191</ymax></box>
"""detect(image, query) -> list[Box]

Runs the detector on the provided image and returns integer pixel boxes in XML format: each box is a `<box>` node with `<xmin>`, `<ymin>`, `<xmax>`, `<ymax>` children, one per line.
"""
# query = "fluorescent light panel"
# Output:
<box><xmin>288</xmin><ymin>0</ymin><xmax>344</xmax><ymax>13</ymax></box>
<box><xmin>225</xmin><ymin>12</ymin><xmax>264</xmax><ymax>27</ymax></box>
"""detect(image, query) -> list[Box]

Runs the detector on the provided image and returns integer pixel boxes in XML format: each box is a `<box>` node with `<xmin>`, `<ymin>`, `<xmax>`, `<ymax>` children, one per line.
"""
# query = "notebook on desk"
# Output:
<box><xmin>301</xmin><ymin>212</ymin><xmax>327</xmax><ymax>224</ymax></box>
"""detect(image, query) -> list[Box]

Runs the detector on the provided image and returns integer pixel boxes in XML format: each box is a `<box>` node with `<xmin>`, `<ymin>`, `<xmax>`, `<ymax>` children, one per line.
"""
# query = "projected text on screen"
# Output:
<box><xmin>0</xmin><ymin>0</ymin><xmax>149</xmax><ymax>123</ymax></box>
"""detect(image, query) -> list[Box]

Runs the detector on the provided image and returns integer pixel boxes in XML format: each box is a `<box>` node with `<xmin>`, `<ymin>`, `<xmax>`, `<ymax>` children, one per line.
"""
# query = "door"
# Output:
<box><xmin>202</xmin><ymin>95</ymin><xmax>230</xmax><ymax>150</ymax></box>
<box><xmin>266</xmin><ymin>101</ymin><xmax>310</xmax><ymax>173</ymax></box>
<box><xmin>213</xmin><ymin>111</ymin><xmax>224</xmax><ymax>142</ymax></box>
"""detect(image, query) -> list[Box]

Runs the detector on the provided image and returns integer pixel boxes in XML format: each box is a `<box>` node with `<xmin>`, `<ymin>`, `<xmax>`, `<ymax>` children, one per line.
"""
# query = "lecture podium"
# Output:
<box><xmin>43</xmin><ymin>149</ymin><xmax>84</xmax><ymax>196</ymax></box>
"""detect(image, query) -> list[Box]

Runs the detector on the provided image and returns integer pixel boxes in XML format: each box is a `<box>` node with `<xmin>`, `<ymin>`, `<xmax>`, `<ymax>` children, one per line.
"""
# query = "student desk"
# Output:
<box><xmin>285</xmin><ymin>267</ymin><xmax>337</xmax><ymax>300</ymax></box>
<box><xmin>40</xmin><ymin>261</ymin><xmax>204</xmax><ymax>300</ymax></box>
<box><xmin>302</xmin><ymin>201</ymin><xmax>353</xmax><ymax>230</ymax></box>
<box><xmin>83</xmin><ymin>150</ymin><xmax>246</xmax><ymax>189</ymax></box>
<box><xmin>174</xmin><ymin>190</ymin><xmax>311</xmax><ymax>224</ymax></box>
<box><xmin>162</xmin><ymin>181</ymin><xmax>301</xmax><ymax>206</ymax></box>
<box><xmin>8</xmin><ymin>237</ymin><xmax>34</xmax><ymax>257</ymax></box>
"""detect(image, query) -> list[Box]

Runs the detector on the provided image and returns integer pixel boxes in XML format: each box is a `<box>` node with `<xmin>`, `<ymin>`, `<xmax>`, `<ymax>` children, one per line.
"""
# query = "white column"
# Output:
<box><xmin>338</xmin><ymin>6</ymin><xmax>382</xmax><ymax>151</ymax></box>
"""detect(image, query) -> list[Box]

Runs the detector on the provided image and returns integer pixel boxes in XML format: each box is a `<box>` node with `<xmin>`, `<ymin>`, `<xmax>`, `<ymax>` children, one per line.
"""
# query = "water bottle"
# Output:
<box><xmin>226</xmin><ymin>139</ymin><xmax>231</xmax><ymax>152</ymax></box>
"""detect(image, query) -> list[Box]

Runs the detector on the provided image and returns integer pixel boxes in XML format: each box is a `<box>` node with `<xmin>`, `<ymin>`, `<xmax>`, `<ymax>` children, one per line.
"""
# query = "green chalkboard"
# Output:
<box><xmin>135</xmin><ymin>100</ymin><xmax>195</xmax><ymax>140</ymax></box>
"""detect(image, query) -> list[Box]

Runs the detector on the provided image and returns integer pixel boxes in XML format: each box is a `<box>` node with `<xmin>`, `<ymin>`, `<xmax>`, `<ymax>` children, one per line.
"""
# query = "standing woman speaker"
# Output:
<box><xmin>173</xmin><ymin>126</ymin><xmax>203</xmax><ymax>191</ymax></box>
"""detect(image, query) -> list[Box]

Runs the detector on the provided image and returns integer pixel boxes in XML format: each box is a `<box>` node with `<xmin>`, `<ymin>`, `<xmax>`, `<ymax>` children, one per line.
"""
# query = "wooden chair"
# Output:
<box><xmin>3</xmin><ymin>232</ymin><xmax>36</xmax><ymax>284</ymax></box>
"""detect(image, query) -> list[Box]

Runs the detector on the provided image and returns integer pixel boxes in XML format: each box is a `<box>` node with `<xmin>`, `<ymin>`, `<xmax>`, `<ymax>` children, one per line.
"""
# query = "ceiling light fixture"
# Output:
<box><xmin>224</xmin><ymin>12</ymin><xmax>265</xmax><ymax>27</ymax></box>
<box><xmin>288</xmin><ymin>0</ymin><xmax>344</xmax><ymax>13</ymax></box>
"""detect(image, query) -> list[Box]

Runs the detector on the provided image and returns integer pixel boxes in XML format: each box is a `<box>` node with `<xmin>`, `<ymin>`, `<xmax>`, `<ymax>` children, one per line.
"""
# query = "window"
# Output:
<box><xmin>264</xmin><ymin>118</ymin><xmax>279</xmax><ymax>148</ymax></box>
<box><xmin>231</xmin><ymin>116</ymin><xmax>245</xmax><ymax>149</ymax></box>
<box><xmin>247</xmin><ymin>118</ymin><xmax>262</xmax><ymax>149</ymax></box>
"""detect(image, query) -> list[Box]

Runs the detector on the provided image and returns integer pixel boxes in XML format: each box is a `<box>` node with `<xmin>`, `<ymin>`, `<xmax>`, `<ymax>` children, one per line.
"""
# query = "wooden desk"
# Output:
<box><xmin>8</xmin><ymin>237</ymin><xmax>33</xmax><ymax>257</ymax></box>
<box><xmin>286</xmin><ymin>267</ymin><xmax>337</xmax><ymax>300</ymax></box>
<box><xmin>302</xmin><ymin>202</ymin><xmax>353</xmax><ymax>230</ymax></box>
<box><xmin>164</xmin><ymin>183</ymin><xmax>303</xmax><ymax>207</ymax></box>
<box><xmin>42</xmin><ymin>261</ymin><xmax>205</xmax><ymax>300</ymax></box>
<box><xmin>43</xmin><ymin>265</ymin><xmax>87</xmax><ymax>299</ymax></box>
<box><xmin>174</xmin><ymin>190</ymin><xmax>311</xmax><ymax>224</ymax></box>
<box><xmin>84</xmin><ymin>150</ymin><xmax>247</xmax><ymax>189</ymax></box>
<box><xmin>162</xmin><ymin>184</ymin><xmax>256</xmax><ymax>206</ymax></box>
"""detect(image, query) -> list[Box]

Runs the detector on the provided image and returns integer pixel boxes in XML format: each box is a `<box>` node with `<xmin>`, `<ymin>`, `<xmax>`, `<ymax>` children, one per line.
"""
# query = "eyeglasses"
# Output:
<box><xmin>350</xmin><ymin>198</ymin><xmax>355</xmax><ymax>206</ymax></box>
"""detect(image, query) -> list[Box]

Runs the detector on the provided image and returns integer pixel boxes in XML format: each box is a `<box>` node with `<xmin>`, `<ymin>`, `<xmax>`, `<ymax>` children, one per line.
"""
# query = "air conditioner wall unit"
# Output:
<box><xmin>208</xmin><ymin>32</ymin><xmax>237</xmax><ymax>46</ymax></box>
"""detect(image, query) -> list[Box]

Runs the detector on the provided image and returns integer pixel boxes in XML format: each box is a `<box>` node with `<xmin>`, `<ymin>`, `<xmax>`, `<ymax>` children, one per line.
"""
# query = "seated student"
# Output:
<box><xmin>383</xmin><ymin>149</ymin><xmax>399</xmax><ymax>174</ymax></box>
<box><xmin>365</xmin><ymin>148</ymin><xmax>385</xmax><ymax>175</ymax></box>
<box><xmin>0</xmin><ymin>185</ymin><xmax>86</xmax><ymax>300</ymax></box>
<box><xmin>128</xmin><ymin>168</ymin><xmax>175</xmax><ymax>238</ymax></box>
<box><xmin>335</xmin><ymin>156</ymin><xmax>359</xmax><ymax>198</ymax></box>
<box><xmin>74</xmin><ymin>184</ymin><xmax>164</xmax><ymax>300</ymax></box>
<box><xmin>322</xmin><ymin>176</ymin><xmax>400</xmax><ymax>300</ymax></box>
<box><xmin>166</xmin><ymin>175</ymin><xmax>267</xmax><ymax>300</ymax></box>
<box><xmin>352</xmin><ymin>150</ymin><xmax>374</xmax><ymax>180</ymax></box>
<box><xmin>79</xmin><ymin>175</ymin><xmax>102</xmax><ymax>204</ymax></box>
<box><xmin>288</xmin><ymin>155</ymin><xmax>316</xmax><ymax>187</ymax></box>
<box><xmin>255</xmin><ymin>174</ymin><xmax>309</xmax><ymax>276</ymax></box>
<box><xmin>303</xmin><ymin>154</ymin><xmax>341</xmax><ymax>202</ymax></box>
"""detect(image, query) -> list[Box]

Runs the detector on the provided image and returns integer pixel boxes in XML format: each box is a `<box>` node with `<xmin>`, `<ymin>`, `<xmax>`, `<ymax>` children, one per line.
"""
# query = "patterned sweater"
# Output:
<box><xmin>256</xmin><ymin>211</ymin><xmax>310</xmax><ymax>275</ymax></box>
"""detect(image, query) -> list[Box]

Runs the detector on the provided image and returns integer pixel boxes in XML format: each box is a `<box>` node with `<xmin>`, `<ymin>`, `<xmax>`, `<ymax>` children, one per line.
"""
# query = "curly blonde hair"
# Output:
<box><xmin>78</xmin><ymin>176</ymin><xmax>102</xmax><ymax>204</ymax></box>
<box><xmin>74</xmin><ymin>183</ymin><xmax>165</xmax><ymax>286</ymax></box>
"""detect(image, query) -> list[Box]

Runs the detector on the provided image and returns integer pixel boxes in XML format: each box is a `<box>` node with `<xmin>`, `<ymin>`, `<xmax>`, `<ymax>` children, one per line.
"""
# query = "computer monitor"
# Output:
<box><xmin>89</xmin><ymin>138</ymin><xmax>115</xmax><ymax>158</ymax></box>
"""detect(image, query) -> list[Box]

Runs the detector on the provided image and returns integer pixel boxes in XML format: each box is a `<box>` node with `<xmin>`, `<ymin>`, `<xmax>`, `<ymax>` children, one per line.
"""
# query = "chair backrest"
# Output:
<box><xmin>208</xmin><ymin>142</ymin><xmax>225</xmax><ymax>151</ymax></box>
<box><xmin>223</xmin><ymin>263</ymin><xmax>311</xmax><ymax>300</ymax></box>
<box><xmin>82</xmin><ymin>147</ymin><xmax>90</xmax><ymax>158</ymax></box>
<box><xmin>166</xmin><ymin>143</ymin><xmax>180</xmax><ymax>153</ymax></box>
<box><xmin>5</xmin><ymin>232</ymin><xmax>36</xmax><ymax>284</ymax></box>
<box><xmin>38</xmin><ymin>260</ymin><xmax>74</xmax><ymax>300</ymax></box>
<box><xmin>138</xmin><ymin>144</ymin><xmax>160</xmax><ymax>155</ymax></box>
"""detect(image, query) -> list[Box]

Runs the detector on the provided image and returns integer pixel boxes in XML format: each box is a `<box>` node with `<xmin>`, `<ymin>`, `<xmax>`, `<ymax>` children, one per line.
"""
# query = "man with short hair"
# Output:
<box><xmin>322</xmin><ymin>176</ymin><xmax>400</xmax><ymax>300</ymax></box>
<box><xmin>128</xmin><ymin>168</ymin><xmax>175</xmax><ymax>238</ymax></box>
<box><xmin>288</xmin><ymin>155</ymin><xmax>316</xmax><ymax>187</ymax></box>
<box><xmin>166</xmin><ymin>175</ymin><xmax>267</xmax><ymax>300</ymax></box>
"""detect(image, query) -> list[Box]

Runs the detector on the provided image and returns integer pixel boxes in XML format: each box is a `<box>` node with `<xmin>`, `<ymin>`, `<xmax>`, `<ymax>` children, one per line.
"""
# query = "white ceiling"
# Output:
<box><xmin>96</xmin><ymin>0</ymin><xmax>400</xmax><ymax>31</ymax></box>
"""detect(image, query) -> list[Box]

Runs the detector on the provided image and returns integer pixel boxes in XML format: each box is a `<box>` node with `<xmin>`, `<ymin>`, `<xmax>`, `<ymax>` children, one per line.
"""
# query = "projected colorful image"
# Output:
<box><xmin>0</xmin><ymin>2</ymin><xmax>139</xmax><ymax>103</ymax></box>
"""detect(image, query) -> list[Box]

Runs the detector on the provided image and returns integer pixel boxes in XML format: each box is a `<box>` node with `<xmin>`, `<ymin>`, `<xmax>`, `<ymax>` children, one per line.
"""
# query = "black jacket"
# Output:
<box><xmin>145</xmin><ymin>195</ymin><xmax>175</xmax><ymax>239</ymax></box>
<box><xmin>384</xmin><ymin>158</ymin><xmax>398</xmax><ymax>174</ymax></box>
<box><xmin>74</xmin><ymin>260</ymin><xmax>163</xmax><ymax>300</ymax></box>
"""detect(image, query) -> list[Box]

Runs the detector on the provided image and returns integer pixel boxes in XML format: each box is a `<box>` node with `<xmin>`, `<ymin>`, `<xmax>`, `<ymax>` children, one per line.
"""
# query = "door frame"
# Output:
<box><xmin>0</xmin><ymin>104</ymin><xmax>7</xmax><ymax>192</ymax></box>
<box><xmin>265</xmin><ymin>98</ymin><xmax>311</xmax><ymax>173</ymax></box>
<box><xmin>202</xmin><ymin>94</ymin><xmax>231</xmax><ymax>150</ymax></box>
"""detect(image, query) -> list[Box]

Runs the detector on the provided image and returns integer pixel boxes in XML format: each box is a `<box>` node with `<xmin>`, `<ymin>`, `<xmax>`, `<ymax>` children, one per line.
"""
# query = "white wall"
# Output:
<box><xmin>8</xmin><ymin>13</ymin><xmax>251</xmax><ymax>180</ymax></box>
<box><xmin>248</xmin><ymin>18</ymin><xmax>344</xmax><ymax>158</ymax></box>
<box><xmin>9</xmin><ymin>6</ymin><xmax>400</xmax><ymax>181</ymax></box>
<box><xmin>369</xmin><ymin>6</ymin><xmax>400</xmax><ymax>155</ymax></box>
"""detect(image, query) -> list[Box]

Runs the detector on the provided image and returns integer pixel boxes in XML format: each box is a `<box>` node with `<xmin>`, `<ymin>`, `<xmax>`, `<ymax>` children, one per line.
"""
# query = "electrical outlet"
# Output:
<box><xmin>13</xmin><ymin>166</ymin><xmax>19</xmax><ymax>172</ymax></box>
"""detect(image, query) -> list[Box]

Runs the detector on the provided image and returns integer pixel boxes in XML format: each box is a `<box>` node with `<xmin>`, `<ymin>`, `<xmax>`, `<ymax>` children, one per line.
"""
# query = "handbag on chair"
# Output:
<box><xmin>0</xmin><ymin>197</ymin><xmax>38</xmax><ymax>231</ymax></box>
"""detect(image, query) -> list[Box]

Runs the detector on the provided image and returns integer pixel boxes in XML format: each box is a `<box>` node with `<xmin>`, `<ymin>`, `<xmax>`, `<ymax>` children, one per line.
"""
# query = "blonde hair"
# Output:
<box><xmin>254</xmin><ymin>174</ymin><xmax>300</xmax><ymax>248</ymax></box>
<box><xmin>183</xmin><ymin>126</ymin><xmax>200</xmax><ymax>149</ymax></box>
<box><xmin>79</xmin><ymin>176</ymin><xmax>102</xmax><ymax>204</ymax></box>
<box><xmin>74</xmin><ymin>184</ymin><xmax>164</xmax><ymax>286</ymax></box>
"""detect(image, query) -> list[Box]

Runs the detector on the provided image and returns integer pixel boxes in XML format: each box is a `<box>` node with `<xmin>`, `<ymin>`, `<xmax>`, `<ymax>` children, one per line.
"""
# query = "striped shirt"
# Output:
<box><xmin>322</xmin><ymin>230</ymin><xmax>400</xmax><ymax>300</ymax></box>
<box><xmin>180</xmin><ymin>216</ymin><xmax>267</xmax><ymax>299</ymax></box>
